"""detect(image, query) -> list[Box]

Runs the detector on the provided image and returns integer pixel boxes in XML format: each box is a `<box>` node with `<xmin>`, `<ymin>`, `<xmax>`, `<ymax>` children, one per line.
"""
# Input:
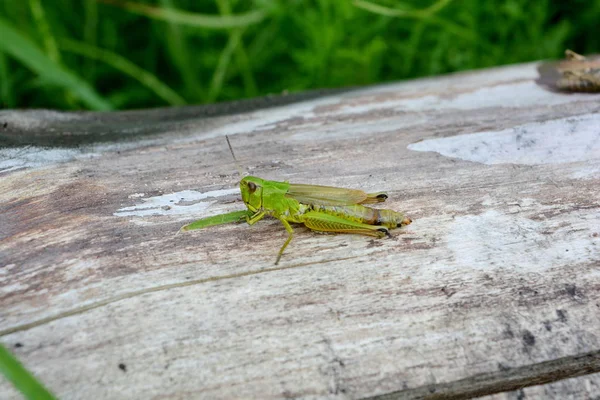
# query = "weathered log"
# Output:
<box><xmin>1</xmin><ymin>61</ymin><xmax>599</xmax><ymax>399</ymax></box>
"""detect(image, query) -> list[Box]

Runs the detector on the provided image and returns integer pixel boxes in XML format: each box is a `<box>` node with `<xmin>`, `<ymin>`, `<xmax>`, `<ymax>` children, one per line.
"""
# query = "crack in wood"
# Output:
<box><xmin>0</xmin><ymin>255</ymin><xmax>360</xmax><ymax>337</ymax></box>
<box><xmin>362</xmin><ymin>349</ymin><xmax>600</xmax><ymax>400</ymax></box>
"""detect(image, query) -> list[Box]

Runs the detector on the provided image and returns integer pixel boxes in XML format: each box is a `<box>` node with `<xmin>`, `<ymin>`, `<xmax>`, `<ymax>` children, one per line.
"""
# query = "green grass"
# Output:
<box><xmin>0</xmin><ymin>344</ymin><xmax>56</xmax><ymax>400</ymax></box>
<box><xmin>0</xmin><ymin>0</ymin><xmax>599</xmax><ymax>110</ymax></box>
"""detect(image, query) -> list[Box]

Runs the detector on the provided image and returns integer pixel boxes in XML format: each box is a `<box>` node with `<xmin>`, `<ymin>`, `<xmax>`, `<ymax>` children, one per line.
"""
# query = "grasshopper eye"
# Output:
<box><xmin>247</xmin><ymin>182</ymin><xmax>257</xmax><ymax>193</ymax></box>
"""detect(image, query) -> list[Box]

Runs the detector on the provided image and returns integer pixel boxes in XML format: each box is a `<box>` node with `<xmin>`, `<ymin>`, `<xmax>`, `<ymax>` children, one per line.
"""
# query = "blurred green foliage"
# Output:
<box><xmin>0</xmin><ymin>0</ymin><xmax>599</xmax><ymax>110</ymax></box>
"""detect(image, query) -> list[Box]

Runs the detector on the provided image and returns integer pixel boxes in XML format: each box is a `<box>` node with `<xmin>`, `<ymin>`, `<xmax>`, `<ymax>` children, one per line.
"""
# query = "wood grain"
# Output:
<box><xmin>1</xmin><ymin>61</ymin><xmax>600</xmax><ymax>399</ymax></box>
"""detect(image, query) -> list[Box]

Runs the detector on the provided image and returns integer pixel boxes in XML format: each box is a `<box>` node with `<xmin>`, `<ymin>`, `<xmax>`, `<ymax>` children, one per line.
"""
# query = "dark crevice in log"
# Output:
<box><xmin>363</xmin><ymin>349</ymin><xmax>600</xmax><ymax>400</ymax></box>
<box><xmin>0</xmin><ymin>87</ymin><xmax>354</xmax><ymax>147</ymax></box>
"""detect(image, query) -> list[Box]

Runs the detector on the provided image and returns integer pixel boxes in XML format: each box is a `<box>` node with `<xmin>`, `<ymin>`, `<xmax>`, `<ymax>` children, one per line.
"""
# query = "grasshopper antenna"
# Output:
<box><xmin>226</xmin><ymin>135</ymin><xmax>245</xmax><ymax>178</ymax></box>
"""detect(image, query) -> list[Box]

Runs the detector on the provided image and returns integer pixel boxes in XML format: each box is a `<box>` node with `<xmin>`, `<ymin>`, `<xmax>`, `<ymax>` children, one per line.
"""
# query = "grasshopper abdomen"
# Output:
<box><xmin>305</xmin><ymin>204</ymin><xmax>411</xmax><ymax>229</ymax></box>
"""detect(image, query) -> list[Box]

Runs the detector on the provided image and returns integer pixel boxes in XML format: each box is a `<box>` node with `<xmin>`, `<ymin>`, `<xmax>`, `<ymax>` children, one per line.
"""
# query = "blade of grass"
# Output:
<box><xmin>216</xmin><ymin>0</ymin><xmax>257</xmax><ymax>98</ymax></box>
<box><xmin>0</xmin><ymin>53</ymin><xmax>15</xmax><ymax>107</ymax></box>
<box><xmin>402</xmin><ymin>20</ymin><xmax>426</xmax><ymax>76</ymax></box>
<box><xmin>29</xmin><ymin>0</ymin><xmax>81</xmax><ymax>107</ymax></box>
<box><xmin>59</xmin><ymin>39</ymin><xmax>186</xmax><ymax>106</ymax></box>
<box><xmin>84</xmin><ymin>0</ymin><xmax>99</xmax><ymax>79</ymax></box>
<box><xmin>354</xmin><ymin>0</ymin><xmax>440</xmax><ymax>18</ymax></box>
<box><xmin>28</xmin><ymin>0</ymin><xmax>61</xmax><ymax>62</ymax></box>
<box><xmin>158</xmin><ymin>0</ymin><xmax>204</xmax><ymax>101</ymax></box>
<box><xmin>207</xmin><ymin>30</ymin><xmax>242</xmax><ymax>102</ymax></box>
<box><xmin>247</xmin><ymin>18</ymin><xmax>280</xmax><ymax>67</ymax></box>
<box><xmin>0</xmin><ymin>344</ymin><xmax>56</xmax><ymax>400</ymax></box>
<box><xmin>353</xmin><ymin>0</ymin><xmax>476</xmax><ymax>42</ymax></box>
<box><xmin>0</xmin><ymin>17</ymin><xmax>112</xmax><ymax>110</ymax></box>
<box><xmin>98</xmin><ymin>0</ymin><xmax>266</xmax><ymax>29</ymax></box>
<box><xmin>424</xmin><ymin>0</ymin><xmax>453</xmax><ymax>15</ymax></box>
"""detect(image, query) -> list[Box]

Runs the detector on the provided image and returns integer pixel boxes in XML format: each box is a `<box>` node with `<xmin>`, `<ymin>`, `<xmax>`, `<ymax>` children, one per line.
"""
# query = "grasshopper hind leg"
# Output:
<box><xmin>302</xmin><ymin>211</ymin><xmax>391</xmax><ymax>238</ymax></box>
<box><xmin>378</xmin><ymin>227</ymin><xmax>392</xmax><ymax>238</ymax></box>
<box><xmin>274</xmin><ymin>212</ymin><xmax>395</xmax><ymax>264</ymax></box>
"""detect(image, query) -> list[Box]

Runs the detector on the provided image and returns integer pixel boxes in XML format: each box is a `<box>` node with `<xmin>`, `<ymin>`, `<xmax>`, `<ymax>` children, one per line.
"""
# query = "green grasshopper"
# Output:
<box><xmin>181</xmin><ymin>137</ymin><xmax>412</xmax><ymax>264</ymax></box>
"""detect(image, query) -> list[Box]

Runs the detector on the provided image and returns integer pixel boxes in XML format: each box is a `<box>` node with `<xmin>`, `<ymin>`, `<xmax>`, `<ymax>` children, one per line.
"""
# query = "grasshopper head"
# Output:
<box><xmin>240</xmin><ymin>176</ymin><xmax>264</xmax><ymax>212</ymax></box>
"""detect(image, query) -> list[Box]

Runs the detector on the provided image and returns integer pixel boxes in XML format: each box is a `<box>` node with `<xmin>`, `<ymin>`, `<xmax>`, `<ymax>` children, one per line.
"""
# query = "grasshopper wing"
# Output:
<box><xmin>286</xmin><ymin>183</ymin><xmax>387</xmax><ymax>206</ymax></box>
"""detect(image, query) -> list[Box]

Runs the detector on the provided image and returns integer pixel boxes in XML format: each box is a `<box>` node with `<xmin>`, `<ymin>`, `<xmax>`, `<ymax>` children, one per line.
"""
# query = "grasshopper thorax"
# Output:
<box><xmin>240</xmin><ymin>176</ymin><xmax>265</xmax><ymax>212</ymax></box>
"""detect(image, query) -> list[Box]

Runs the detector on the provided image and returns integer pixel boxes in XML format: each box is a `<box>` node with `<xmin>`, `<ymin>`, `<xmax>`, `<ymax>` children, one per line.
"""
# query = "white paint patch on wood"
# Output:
<box><xmin>114</xmin><ymin>188</ymin><xmax>240</xmax><ymax>217</ymax></box>
<box><xmin>408</xmin><ymin>113</ymin><xmax>600</xmax><ymax>165</ymax></box>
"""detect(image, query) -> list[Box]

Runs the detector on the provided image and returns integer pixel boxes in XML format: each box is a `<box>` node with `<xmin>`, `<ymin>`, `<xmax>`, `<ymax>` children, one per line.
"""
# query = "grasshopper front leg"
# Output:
<box><xmin>246</xmin><ymin>211</ymin><xmax>294</xmax><ymax>265</ymax></box>
<box><xmin>275</xmin><ymin>217</ymin><xmax>294</xmax><ymax>265</ymax></box>
<box><xmin>246</xmin><ymin>210</ymin><xmax>266</xmax><ymax>225</ymax></box>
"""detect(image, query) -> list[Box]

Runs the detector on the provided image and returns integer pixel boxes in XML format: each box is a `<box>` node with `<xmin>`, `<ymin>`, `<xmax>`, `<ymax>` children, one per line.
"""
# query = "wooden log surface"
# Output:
<box><xmin>1</xmin><ymin>61</ymin><xmax>600</xmax><ymax>399</ymax></box>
